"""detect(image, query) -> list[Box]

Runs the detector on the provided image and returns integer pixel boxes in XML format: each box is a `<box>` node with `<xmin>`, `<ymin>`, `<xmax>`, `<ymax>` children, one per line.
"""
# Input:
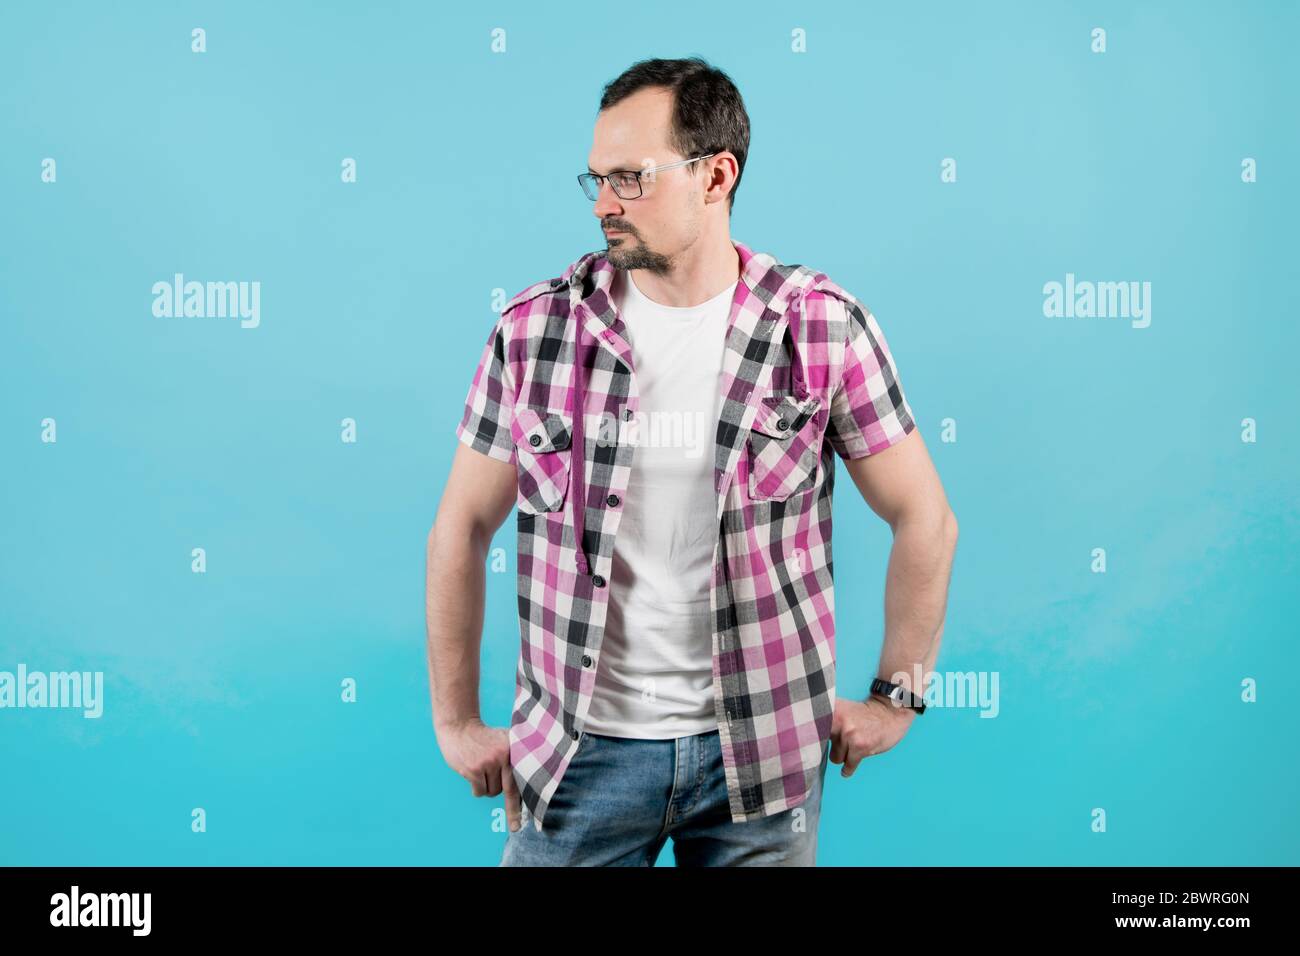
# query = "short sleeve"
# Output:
<box><xmin>825</xmin><ymin>296</ymin><xmax>916</xmax><ymax>460</ymax></box>
<box><xmin>454</xmin><ymin>314</ymin><xmax>517</xmax><ymax>464</ymax></box>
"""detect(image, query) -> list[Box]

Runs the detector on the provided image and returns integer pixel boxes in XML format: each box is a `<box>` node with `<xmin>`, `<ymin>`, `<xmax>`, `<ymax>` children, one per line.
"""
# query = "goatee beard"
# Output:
<box><xmin>607</xmin><ymin>238</ymin><xmax>671</xmax><ymax>276</ymax></box>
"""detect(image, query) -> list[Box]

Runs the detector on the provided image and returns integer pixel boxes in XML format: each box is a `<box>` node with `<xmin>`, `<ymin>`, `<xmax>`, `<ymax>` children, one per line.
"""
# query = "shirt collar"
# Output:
<box><xmin>560</xmin><ymin>238</ymin><xmax>810</xmax><ymax>318</ymax></box>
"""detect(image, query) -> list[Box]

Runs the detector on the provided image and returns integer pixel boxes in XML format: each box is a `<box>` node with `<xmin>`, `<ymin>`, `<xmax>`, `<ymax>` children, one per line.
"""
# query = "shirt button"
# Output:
<box><xmin>776</xmin><ymin>419</ymin><xmax>788</xmax><ymax>431</ymax></box>
<box><xmin>570</xmin><ymin>729</ymin><xmax>580</xmax><ymax>740</ymax></box>
<box><xmin>606</xmin><ymin>494</ymin><xmax>620</xmax><ymax>506</ymax></box>
<box><xmin>529</xmin><ymin>434</ymin><xmax>542</xmax><ymax>446</ymax></box>
<box><xmin>581</xmin><ymin>655</ymin><xmax>593</xmax><ymax>667</ymax></box>
<box><xmin>622</xmin><ymin>408</ymin><xmax>634</xmax><ymax>421</ymax></box>
<box><xmin>591</xmin><ymin>574</ymin><xmax>606</xmax><ymax>588</ymax></box>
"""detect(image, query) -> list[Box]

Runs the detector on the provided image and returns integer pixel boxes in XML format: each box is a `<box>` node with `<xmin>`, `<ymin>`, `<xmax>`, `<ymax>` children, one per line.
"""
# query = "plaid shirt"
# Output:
<box><xmin>455</xmin><ymin>239</ymin><xmax>916</xmax><ymax>831</ymax></box>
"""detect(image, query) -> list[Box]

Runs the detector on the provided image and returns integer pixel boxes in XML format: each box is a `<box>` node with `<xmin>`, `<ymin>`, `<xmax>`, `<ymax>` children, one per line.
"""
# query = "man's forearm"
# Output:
<box><xmin>425</xmin><ymin>520</ymin><xmax>490</xmax><ymax>732</ymax></box>
<box><xmin>874</xmin><ymin>510</ymin><xmax>957</xmax><ymax>697</ymax></box>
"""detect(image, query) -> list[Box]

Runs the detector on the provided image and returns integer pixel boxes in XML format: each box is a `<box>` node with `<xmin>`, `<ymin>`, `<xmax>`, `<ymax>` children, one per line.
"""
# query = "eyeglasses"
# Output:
<box><xmin>578</xmin><ymin>153</ymin><xmax>717</xmax><ymax>201</ymax></box>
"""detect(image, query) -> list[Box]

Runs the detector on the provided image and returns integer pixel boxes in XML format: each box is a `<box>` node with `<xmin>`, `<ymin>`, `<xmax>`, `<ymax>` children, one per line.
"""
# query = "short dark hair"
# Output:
<box><xmin>598</xmin><ymin>57</ymin><xmax>750</xmax><ymax>214</ymax></box>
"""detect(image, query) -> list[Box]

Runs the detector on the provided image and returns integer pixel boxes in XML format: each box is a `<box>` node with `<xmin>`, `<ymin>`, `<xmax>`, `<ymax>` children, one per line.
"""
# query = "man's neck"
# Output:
<box><xmin>627</xmin><ymin>233</ymin><xmax>740</xmax><ymax>309</ymax></box>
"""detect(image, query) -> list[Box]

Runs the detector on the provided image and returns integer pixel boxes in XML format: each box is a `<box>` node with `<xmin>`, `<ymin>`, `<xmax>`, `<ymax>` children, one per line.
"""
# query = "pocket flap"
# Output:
<box><xmin>511</xmin><ymin>407</ymin><xmax>573</xmax><ymax>453</ymax></box>
<box><xmin>750</xmin><ymin>394</ymin><xmax>821</xmax><ymax>439</ymax></box>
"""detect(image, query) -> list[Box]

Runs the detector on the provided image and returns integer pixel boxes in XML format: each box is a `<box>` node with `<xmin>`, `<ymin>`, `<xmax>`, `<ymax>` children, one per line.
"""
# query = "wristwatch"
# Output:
<box><xmin>869</xmin><ymin>677</ymin><xmax>926</xmax><ymax>714</ymax></box>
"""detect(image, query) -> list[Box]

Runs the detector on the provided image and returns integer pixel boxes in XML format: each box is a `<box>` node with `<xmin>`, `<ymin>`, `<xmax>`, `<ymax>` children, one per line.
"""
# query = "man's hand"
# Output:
<box><xmin>435</xmin><ymin>716</ymin><xmax>523</xmax><ymax>832</ymax></box>
<box><xmin>829</xmin><ymin>694</ymin><xmax>916</xmax><ymax>777</ymax></box>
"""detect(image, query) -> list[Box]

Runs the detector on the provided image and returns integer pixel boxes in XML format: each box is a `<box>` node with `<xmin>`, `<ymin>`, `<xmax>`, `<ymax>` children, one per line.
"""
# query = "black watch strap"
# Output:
<box><xmin>870</xmin><ymin>677</ymin><xmax>926</xmax><ymax>714</ymax></box>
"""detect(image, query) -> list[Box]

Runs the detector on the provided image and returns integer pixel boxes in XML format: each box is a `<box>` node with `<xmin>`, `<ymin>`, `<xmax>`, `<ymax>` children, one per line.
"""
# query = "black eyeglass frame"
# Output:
<box><xmin>578</xmin><ymin>153</ymin><xmax>718</xmax><ymax>201</ymax></box>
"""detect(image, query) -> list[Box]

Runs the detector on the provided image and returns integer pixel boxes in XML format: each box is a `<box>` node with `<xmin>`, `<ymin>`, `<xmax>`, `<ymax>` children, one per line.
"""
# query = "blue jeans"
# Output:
<box><xmin>500</xmin><ymin>728</ymin><xmax>829</xmax><ymax>866</ymax></box>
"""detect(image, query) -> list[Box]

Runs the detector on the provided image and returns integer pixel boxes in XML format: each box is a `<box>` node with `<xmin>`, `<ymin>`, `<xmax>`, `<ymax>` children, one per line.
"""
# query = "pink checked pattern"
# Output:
<box><xmin>455</xmin><ymin>239</ymin><xmax>916</xmax><ymax>832</ymax></box>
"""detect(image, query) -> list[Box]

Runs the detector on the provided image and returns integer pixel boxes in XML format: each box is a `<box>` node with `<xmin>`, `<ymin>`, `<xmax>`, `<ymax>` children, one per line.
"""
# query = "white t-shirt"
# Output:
<box><xmin>583</xmin><ymin>266</ymin><xmax>738</xmax><ymax>739</ymax></box>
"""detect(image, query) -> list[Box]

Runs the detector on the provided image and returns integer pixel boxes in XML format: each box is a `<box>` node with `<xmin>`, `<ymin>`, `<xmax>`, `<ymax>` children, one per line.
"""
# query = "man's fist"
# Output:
<box><xmin>436</xmin><ymin>717</ymin><xmax>523</xmax><ymax>832</ymax></box>
<box><xmin>829</xmin><ymin>695</ymin><xmax>916</xmax><ymax>777</ymax></box>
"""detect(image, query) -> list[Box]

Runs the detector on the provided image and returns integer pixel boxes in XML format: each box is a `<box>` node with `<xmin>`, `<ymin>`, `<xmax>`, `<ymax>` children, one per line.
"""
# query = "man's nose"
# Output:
<box><xmin>592</xmin><ymin>179</ymin><xmax>623</xmax><ymax>218</ymax></box>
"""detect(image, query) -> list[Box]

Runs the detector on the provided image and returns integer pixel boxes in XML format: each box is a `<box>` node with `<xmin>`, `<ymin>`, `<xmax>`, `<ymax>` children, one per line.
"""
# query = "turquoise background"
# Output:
<box><xmin>1</xmin><ymin>0</ymin><xmax>1296</xmax><ymax>866</ymax></box>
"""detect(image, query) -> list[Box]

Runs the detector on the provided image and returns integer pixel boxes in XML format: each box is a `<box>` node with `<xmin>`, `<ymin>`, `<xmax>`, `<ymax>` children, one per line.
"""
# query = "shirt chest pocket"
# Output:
<box><xmin>511</xmin><ymin>406</ymin><xmax>573</xmax><ymax>514</ymax></box>
<box><xmin>747</xmin><ymin>393</ymin><xmax>827</xmax><ymax>502</ymax></box>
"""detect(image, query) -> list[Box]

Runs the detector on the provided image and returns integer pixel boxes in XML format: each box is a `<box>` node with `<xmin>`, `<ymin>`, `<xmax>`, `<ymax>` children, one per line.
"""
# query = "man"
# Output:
<box><xmin>427</xmin><ymin>57</ymin><xmax>958</xmax><ymax>866</ymax></box>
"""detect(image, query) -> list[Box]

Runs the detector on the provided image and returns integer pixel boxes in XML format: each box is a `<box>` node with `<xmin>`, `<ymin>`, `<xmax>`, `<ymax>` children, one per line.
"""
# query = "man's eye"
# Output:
<box><xmin>612</xmin><ymin>172</ymin><xmax>639</xmax><ymax>188</ymax></box>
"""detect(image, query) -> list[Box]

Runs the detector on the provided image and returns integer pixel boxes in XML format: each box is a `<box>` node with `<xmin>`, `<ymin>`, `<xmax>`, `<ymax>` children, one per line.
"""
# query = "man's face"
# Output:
<box><xmin>587</xmin><ymin>87</ymin><xmax>706</xmax><ymax>275</ymax></box>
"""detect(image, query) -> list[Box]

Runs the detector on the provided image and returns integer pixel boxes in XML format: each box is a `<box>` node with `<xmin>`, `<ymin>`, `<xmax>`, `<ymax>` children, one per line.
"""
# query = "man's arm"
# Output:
<box><xmin>426</xmin><ymin>441</ymin><xmax>533</xmax><ymax>830</ymax></box>
<box><xmin>841</xmin><ymin>428</ymin><xmax>957</xmax><ymax>701</ymax></box>
<box><xmin>433</xmin><ymin>303</ymin><xmax>532</xmax><ymax>828</ymax></box>
<box><xmin>818</xmin><ymin>291</ymin><xmax>954</xmax><ymax>773</ymax></box>
<box><xmin>425</xmin><ymin>442</ymin><xmax>516</xmax><ymax>736</ymax></box>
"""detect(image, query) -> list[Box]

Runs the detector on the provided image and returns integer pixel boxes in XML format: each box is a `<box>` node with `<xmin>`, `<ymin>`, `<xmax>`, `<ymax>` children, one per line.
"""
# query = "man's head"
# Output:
<box><xmin>585</xmin><ymin>57</ymin><xmax>749</xmax><ymax>274</ymax></box>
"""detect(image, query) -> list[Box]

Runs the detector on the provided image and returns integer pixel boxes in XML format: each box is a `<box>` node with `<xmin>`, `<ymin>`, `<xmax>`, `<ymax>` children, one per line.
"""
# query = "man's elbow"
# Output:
<box><xmin>941</xmin><ymin>507</ymin><xmax>958</xmax><ymax>546</ymax></box>
<box><xmin>892</xmin><ymin>501</ymin><xmax>957</xmax><ymax>549</ymax></box>
<box><xmin>428</xmin><ymin>513</ymin><xmax>493</xmax><ymax>564</ymax></box>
